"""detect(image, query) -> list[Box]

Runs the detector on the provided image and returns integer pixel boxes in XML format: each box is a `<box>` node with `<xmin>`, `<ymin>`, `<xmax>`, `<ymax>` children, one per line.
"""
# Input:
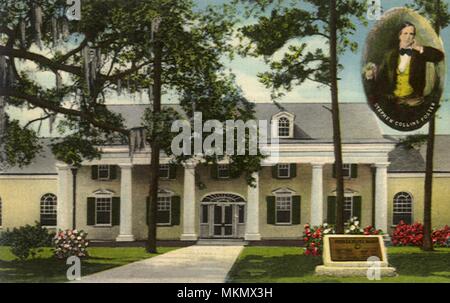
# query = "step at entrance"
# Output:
<box><xmin>196</xmin><ymin>239</ymin><xmax>248</xmax><ymax>246</ymax></box>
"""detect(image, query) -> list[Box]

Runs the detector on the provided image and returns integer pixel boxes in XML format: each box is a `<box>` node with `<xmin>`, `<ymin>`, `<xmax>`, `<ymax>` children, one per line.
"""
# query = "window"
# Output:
<box><xmin>238</xmin><ymin>205</ymin><xmax>245</xmax><ymax>224</ymax></box>
<box><xmin>40</xmin><ymin>194</ymin><xmax>57</xmax><ymax>226</ymax></box>
<box><xmin>157</xmin><ymin>196</ymin><xmax>171</xmax><ymax>225</ymax></box>
<box><xmin>344</xmin><ymin>196</ymin><xmax>353</xmax><ymax>222</ymax></box>
<box><xmin>159</xmin><ymin>164</ymin><xmax>170</xmax><ymax>179</ymax></box>
<box><xmin>217</xmin><ymin>164</ymin><xmax>230</xmax><ymax>179</ymax></box>
<box><xmin>0</xmin><ymin>197</ymin><xmax>2</xmax><ymax>227</ymax></box>
<box><xmin>277</xmin><ymin>164</ymin><xmax>290</xmax><ymax>178</ymax></box>
<box><xmin>98</xmin><ymin>165</ymin><xmax>110</xmax><ymax>180</ymax></box>
<box><xmin>393</xmin><ymin>192</ymin><xmax>413</xmax><ymax>225</ymax></box>
<box><xmin>342</xmin><ymin>164</ymin><xmax>351</xmax><ymax>178</ymax></box>
<box><xmin>201</xmin><ymin>205</ymin><xmax>208</xmax><ymax>224</ymax></box>
<box><xmin>278</xmin><ymin>117</ymin><xmax>290</xmax><ymax>137</ymax></box>
<box><xmin>276</xmin><ymin>195</ymin><xmax>292</xmax><ymax>224</ymax></box>
<box><xmin>95</xmin><ymin>197</ymin><xmax>112</xmax><ymax>225</ymax></box>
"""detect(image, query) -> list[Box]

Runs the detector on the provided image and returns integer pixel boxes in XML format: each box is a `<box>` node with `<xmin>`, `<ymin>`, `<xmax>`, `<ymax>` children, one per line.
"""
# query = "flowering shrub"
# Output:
<box><xmin>432</xmin><ymin>225</ymin><xmax>450</xmax><ymax>247</ymax></box>
<box><xmin>391</xmin><ymin>221</ymin><xmax>424</xmax><ymax>246</ymax></box>
<box><xmin>303</xmin><ymin>223</ymin><xmax>334</xmax><ymax>256</ymax></box>
<box><xmin>344</xmin><ymin>217</ymin><xmax>363</xmax><ymax>234</ymax></box>
<box><xmin>303</xmin><ymin>217</ymin><xmax>384</xmax><ymax>256</ymax></box>
<box><xmin>53</xmin><ymin>229</ymin><xmax>89</xmax><ymax>259</ymax></box>
<box><xmin>362</xmin><ymin>225</ymin><xmax>383</xmax><ymax>235</ymax></box>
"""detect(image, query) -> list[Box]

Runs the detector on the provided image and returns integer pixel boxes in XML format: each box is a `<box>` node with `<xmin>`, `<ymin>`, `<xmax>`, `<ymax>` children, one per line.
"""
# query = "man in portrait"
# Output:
<box><xmin>365</xmin><ymin>21</ymin><xmax>444</xmax><ymax>107</ymax></box>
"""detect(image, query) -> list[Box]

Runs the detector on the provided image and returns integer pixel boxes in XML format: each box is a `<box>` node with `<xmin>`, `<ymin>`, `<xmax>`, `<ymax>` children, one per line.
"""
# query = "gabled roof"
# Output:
<box><xmin>387</xmin><ymin>135</ymin><xmax>450</xmax><ymax>173</ymax></box>
<box><xmin>0</xmin><ymin>138</ymin><xmax>57</xmax><ymax>175</ymax></box>
<box><xmin>107</xmin><ymin>102</ymin><xmax>388</xmax><ymax>142</ymax></box>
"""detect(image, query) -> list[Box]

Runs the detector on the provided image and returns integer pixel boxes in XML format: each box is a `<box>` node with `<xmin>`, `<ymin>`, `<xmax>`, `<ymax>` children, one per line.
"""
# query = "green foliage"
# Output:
<box><xmin>178</xmin><ymin>73</ymin><xmax>265</xmax><ymax>187</ymax></box>
<box><xmin>407</xmin><ymin>0</ymin><xmax>450</xmax><ymax>30</ymax></box>
<box><xmin>0</xmin><ymin>222</ymin><xmax>54</xmax><ymax>260</ymax></box>
<box><xmin>2</xmin><ymin>119</ymin><xmax>42</xmax><ymax>167</ymax></box>
<box><xmin>397</xmin><ymin>134</ymin><xmax>428</xmax><ymax>150</ymax></box>
<box><xmin>237</xmin><ymin>0</ymin><xmax>367</xmax><ymax>98</ymax></box>
<box><xmin>50</xmin><ymin>135</ymin><xmax>101</xmax><ymax>167</ymax></box>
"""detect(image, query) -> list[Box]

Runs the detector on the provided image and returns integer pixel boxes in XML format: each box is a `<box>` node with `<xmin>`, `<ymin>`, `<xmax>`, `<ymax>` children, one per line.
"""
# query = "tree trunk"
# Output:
<box><xmin>146</xmin><ymin>33</ymin><xmax>163</xmax><ymax>254</ymax></box>
<box><xmin>422</xmin><ymin>115</ymin><xmax>435</xmax><ymax>251</ymax></box>
<box><xmin>329</xmin><ymin>0</ymin><xmax>345</xmax><ymax>234</ymax></box>
<box><xmin>422</xmin><ymin>0</ymin><xmax>441</xmax><ymax>252</ymax></box>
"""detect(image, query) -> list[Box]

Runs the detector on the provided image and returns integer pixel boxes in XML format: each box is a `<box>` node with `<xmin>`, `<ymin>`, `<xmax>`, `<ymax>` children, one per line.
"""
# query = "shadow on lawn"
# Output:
<box><xmin>228</xmin><ymin>253</ymin><xmax>323</xmax><ymax>281</ymax></box>
<box><xmin>389</xmin><ymin>250</ymin><xmax>450</xmax><ymax>279</ymax></box>
<box><xmin>0</xmin><ymin>257</ymin><xmax>123</xmax><ymax>283</ymax></box>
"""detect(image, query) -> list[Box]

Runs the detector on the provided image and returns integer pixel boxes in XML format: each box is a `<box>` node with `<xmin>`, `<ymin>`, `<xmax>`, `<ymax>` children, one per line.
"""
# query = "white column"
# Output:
<box><xmin>180</xmin><ymin>161</ymin><xmax>197</xmax><ymax>241</ymax></box>
<box><xmin>116</xmin><ymin>163</ymin><xmax>135</xmax><ymax>241</ymax></box>
<box><xmin>245</xmin><ymin>171</ymin><xmax>261</xmax><ymax>240</ymax></box>
<box><xmin>310</xmin><ymin>163</ymin><xmax>324</xmax><ymax>227</ymax></box>
<box><xmin>374</xmin><ymin>163</ymin><xmax>389</xmax><ymax>233</ymax></box>
<box><xmin>56</xmin><ymin>163</ymin><xmax>72</xmax><ymax>230</ymax></box>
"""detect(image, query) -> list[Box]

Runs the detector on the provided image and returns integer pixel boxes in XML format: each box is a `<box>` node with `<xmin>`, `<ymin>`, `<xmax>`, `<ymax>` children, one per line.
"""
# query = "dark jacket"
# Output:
<box><xmin>377</xmin><ymin>46</ymin><xmax>444</xmax><ymax>97</ymax></box>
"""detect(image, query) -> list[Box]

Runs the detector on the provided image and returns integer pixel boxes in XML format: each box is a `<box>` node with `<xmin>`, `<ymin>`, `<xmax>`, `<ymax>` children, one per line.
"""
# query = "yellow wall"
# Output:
<box><xmin>388</xmin><ymin>176</ymin><xmax>450</xmax><ymax>229</ymax></box>
<box><xmin>259</xmin><ymin>164</ymin><xmax>310</xmax><ymax>239</ymax></box>
<box><xmin>323</xmin><ymin>164</ymin><xmax>374</xmax><ymax>228</ymax></box>
<box><xmin>0</xmin><ymin>177</ymin><xmax>57</xmax><ymax>230</ymax></box>
<box><xmin>2</xmin><ymin>168</ymin><xmax>450</xmax><ymax>241</ymax></box>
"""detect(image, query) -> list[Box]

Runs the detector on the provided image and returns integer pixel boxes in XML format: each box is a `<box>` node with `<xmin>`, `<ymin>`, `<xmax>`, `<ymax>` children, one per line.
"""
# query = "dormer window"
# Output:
<box><xmin>278</xmin><ymin>117</ymin><xmax>290</xmax><ymax>137</ymax></box>
<box><xmin>271</xmin><ymin>112</ymin><xmax>294</xmax><ymax>139</ymax></box>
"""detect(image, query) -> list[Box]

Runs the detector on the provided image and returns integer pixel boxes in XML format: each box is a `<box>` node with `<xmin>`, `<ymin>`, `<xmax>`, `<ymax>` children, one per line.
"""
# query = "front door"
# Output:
<box><xmin>213</xmin><ymin>204</ymin><xmax>233</xmax><ymax>237</ymax></box>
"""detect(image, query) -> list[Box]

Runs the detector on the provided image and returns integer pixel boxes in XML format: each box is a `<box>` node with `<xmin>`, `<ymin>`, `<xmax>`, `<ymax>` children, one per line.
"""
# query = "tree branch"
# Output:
<box><xmin>24</xmin><ymin>114</ymin><xmax>51</xmax><ymax>129</ymax></box>
<box><xmin>1</xmin><ymin>89</ymin><xmax>130</xmax><ymax>135</ymax></box>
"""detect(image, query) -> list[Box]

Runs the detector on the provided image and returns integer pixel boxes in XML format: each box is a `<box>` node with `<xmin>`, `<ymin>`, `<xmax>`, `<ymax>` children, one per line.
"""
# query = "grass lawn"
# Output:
<box><xmin>227</xmin><ymin>246</ymin><xmax>450</xmax><ymax>283</ymax></box>
<box><xmin>0</xmin><ymin>246</ymin><xmax>176</xmax><ymax>283</ymax></box>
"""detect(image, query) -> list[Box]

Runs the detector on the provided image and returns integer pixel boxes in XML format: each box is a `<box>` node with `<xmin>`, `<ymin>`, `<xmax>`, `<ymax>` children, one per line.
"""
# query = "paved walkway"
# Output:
<box><xmin>76</xmin><ymin>245</ymin><xmax>244</xmax><ymax>283</ymax></box>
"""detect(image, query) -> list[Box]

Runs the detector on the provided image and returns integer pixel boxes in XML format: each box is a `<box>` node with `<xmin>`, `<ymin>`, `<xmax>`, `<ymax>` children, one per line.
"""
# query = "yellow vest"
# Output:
<box><xmin>394</xmin><ymin>58</ymin><xmax>414</xmax><ymax>97</ymax></box>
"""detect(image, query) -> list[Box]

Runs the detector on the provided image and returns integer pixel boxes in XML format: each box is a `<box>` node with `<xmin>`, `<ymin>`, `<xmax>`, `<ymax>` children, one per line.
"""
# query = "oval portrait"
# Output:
<box><xmin>362</xmin><ymin>7</ymin><xmax>446</xmax><ymax>131</ymax></box>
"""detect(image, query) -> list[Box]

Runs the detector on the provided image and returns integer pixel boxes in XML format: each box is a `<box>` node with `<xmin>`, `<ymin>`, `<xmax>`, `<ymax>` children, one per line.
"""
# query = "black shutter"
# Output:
<box><xmin>353</xmin><ymin>196</ymin><xmax>362</xmax><ymax>221</ymax></box>
<box><xmin>290</xmin><ymin>164</ymin><xmax>297</xmax><ymax>178</ymax></box>
<box><xmin>266</xmin><ymin>196</ymin><xmax>275</xmax><ymax>224</ymax></box>
<box><xmin>272</xmin><ymin>165</ymin><xmax>278</xmax><ymax>179</ymax></box>
<box><xmin>91</xmin><ymin>166</ymin><xmax>98</xmax><ymax>180</ymax></box>
<box><xmin>110</xmin><ymin>165</ymin><xmax>117</xmax><ymax>180</ymax></box>
<box><xmin>169</xmin><ymin>164</ymin><xmax>177</xmax><ymax>179</ymax></box>
<box><xmin>211</xmin><ymin>164</ymin><xmax>218</xmax><ymax>179</ymax></box>
<box><xmin>87</xmin><ymin>197</ymin><xmax>96</xmax><ymax>225</ymax></box>
<box><xmin>292</xmin><ymin>195</ymin><xmax>301</xmax><ymax>225</ymax></box>
<box><xmin>171</xmin><ymin>196</ymin><xmax>181</xmax><ymax>225</ymax></box>
<box><xmin>327</xmin><ymin>196</ymin><xmax>336</xmax><ymax>224</ymax></box>
<box><xmin>351</xmin><ymin>164</ymin><xmax>358</xmax><ymax>178</ymax></box>
<box><xmin>112</xmin><ymin>197</ymin><xmax>120</xmax><ymax>225</ymax></box>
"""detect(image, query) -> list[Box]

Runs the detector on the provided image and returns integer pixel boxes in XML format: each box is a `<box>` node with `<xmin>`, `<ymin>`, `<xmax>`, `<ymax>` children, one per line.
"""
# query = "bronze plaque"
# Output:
<box><xmin>329</xmin><ymin>237</ymin><xmax>383</xmax><ymax>262</ymax></box>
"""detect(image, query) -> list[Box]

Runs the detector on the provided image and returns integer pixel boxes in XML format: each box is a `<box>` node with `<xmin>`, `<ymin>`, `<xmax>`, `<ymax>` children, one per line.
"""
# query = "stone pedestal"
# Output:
<box><xmin>315</xmin><ymin>235</ymin><xmax>397</xmax><ymax>278</ymax></box>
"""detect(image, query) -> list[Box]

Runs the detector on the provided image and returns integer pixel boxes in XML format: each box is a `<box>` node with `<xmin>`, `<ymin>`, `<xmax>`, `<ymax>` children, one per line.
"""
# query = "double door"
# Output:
<box><xmin>213</xmin><ymin>204</ymin><xmax>233</xmax><ymax>237</ymax></box>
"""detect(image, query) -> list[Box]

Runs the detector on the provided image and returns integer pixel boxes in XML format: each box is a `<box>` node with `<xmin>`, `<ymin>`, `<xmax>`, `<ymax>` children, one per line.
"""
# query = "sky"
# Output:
<box><xmin>8</xmin><ymin>0</ymin><xmax>450</xmax><ymax>136</ymax></box>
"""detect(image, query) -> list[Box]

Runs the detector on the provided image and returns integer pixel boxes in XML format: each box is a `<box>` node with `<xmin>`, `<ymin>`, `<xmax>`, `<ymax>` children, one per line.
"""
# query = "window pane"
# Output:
<box><xmin>96</xmin><ymin>198</ymin><xmax>111</xmax><ymax>225</ymax></box>
<box><xmin>393</xmin><ymin>192</ymin><xmax>412</xmax><ymax>225</ymax></box>
<box><xmin>201</xmin><ymin>205</ymin><xmax>209</xmax><ymax>224</ymax></box>
<box><xmin>278</xmin><ymin>117</ymin><xmax>290</xmax><ymax>137</ymax></box>
<box><xmin>278</xmin><ymin>164</ymin><xmax>290</xmax><ymax>178</ymax></box>
<box><xmin>277</xmin><ymin>210</ymin><xmax>290</xmax><ymax>223</ymax></box>
<box><xmin>157</xmin><ymin>211</ymin><xmax>170</xmax><ymax>224</ymax></box>
<box><xmin>40</xmin><ymin>194</ymin><xmax>57</xmax><ymax>226</ymax></box>
<box><xmin>98</xmin><ymin>165</ymin><xmax>109</xmax><ymax>179</ymax></box>
<box><xmin>159</xmin><ymin>164</ymin><xmax>170</xmax><ymax>178</ymax></box>
<box><xmin>218</xmin><ymin>165</ymin><xmax>230</xmax><ymax>178</ymax></box>
<box><xmin>238</xmin><ymin>205</ymin><xmax>245</xmax><ymax>223</ymax></box>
